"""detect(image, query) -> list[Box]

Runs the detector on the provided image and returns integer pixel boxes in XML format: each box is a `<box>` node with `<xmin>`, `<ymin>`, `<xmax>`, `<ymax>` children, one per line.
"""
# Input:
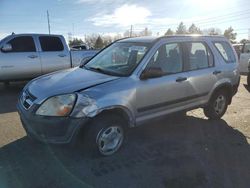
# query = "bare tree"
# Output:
<box><xmin>139</xmin><ymin>27</ymin><xmax>152</xmax><ymax>36</ymax></box>
<box><xmin>85</xmin><ymin>34</ymin><xmax>99</xmax><ymax>48</ymax></box>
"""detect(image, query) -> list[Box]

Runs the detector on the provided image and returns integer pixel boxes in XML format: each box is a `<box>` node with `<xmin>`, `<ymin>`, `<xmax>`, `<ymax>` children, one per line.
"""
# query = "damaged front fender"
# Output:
<box><xmin>71</xmin><ymin>94</ymin><xmax>99</xmax><ymax>118</ymax></box>
<box><xmin>70</xmin><ymin>93</ymin><xmax>135</xmax><ymax>127</ymax></box>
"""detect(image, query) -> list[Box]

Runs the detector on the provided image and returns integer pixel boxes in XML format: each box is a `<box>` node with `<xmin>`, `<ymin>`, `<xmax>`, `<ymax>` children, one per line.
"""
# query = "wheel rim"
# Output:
<box><xmin>96</xmin><ymin>126</ymin><xmax>124</xmax><ymax>156</ymax></box>
<box><xmin>214</xmin><ymin>95</ymin><xmax>226</xmax><ymax>115</ymax></box>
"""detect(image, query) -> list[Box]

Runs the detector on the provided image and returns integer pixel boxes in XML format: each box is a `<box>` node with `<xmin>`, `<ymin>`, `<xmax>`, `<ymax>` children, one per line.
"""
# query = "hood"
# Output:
<box><xmin>27</xmin><ymin>67</ymin><xmax>119</xmax><ymax>100</ymax></box>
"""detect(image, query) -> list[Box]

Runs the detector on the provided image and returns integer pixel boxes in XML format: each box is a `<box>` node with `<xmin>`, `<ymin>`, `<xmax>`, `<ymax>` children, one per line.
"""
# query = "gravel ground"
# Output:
<box><xmin>0</xmin><ymin>76</ymin><xmax>249</xmax><ymax>188</ymax></box>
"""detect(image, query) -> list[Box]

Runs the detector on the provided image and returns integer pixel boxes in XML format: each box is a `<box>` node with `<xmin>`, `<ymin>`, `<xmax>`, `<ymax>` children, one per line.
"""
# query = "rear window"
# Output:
<box><xmin>39</xmin><ymin>36</ymin><xmax>64</xmax><ymax>52</ymax></box>
<box><xmin>183</xmin><ymin>42</ymin><xmax>214</xmax><ymax>71</ymax></box>
<box><xmin>214</xmin><ymin>41</ymin><xmax>236</xmax><ymax>63</ymax></box>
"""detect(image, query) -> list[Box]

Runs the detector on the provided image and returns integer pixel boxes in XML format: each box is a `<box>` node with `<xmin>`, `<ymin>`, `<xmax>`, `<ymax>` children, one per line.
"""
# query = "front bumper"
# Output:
<box><xmin>17</xmin><ymin>100</ymin><xmax>88</xmax><ymax>144</ymax></box>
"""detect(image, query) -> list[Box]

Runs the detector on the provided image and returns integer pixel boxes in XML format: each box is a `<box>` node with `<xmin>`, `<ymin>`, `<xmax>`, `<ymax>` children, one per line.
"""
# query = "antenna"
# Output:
<box><xmin>47</xmin><ymin>10</ymin><xmax>51</xmax><ymax>34</ymax></box>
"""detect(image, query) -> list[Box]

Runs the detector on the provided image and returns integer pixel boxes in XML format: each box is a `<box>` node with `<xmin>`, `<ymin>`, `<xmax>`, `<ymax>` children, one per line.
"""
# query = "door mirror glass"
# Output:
<box><xmin>1</xmin><ymin>44</ymin><xmax>12</xmax><ymax>52</ymax></box>
<box><xmin>140</xmin><ymin>67</ymin><xmax>164</xmax><ymax>80</ymax></box>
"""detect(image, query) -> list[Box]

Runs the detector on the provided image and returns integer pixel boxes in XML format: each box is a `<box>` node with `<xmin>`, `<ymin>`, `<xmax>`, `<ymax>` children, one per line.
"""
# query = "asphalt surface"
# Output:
<box><xmin>0</xmin><ymin>77</ymin><xmax>250</xmax><ymax>188</ymax></box>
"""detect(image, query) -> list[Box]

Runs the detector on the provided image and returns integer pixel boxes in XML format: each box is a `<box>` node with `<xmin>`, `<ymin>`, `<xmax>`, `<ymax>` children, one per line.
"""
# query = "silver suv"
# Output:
<box><xmin>17</xmin><ymin>35</ymin><xmax>240</xmax><ymax>156</ymax></box>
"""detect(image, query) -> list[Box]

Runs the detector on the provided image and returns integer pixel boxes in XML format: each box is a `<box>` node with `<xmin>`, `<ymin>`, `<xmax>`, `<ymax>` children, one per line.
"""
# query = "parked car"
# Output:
<box><xmin>71</xmin><ymin>44</ymin><xmax>88</xmax><ymax>50</ymax></box>
<box><xmin>238</xmin><ymin>42</ymin><xmax>250</xmax><ymax>75</ymax></box>
<box><xmin>0</xmin><ymin>33</ymin><xmax>98</xmax><ymax>84</ymax></box>
<box><xmin>17</xmin><ymin>35</ymin><xmax>240</xmax><ymax>156</ymax></box>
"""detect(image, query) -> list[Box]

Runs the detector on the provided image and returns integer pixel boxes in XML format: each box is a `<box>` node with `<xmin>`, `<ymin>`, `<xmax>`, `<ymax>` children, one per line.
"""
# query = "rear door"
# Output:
<box><xmin>0</xmin><ymin>35</ymin><xmax>41</xmax><ymax>80</ymax></box>
<box><xmin>38</xmin><ymin>36</ymin><xmax>71</xmax><ymax>74</ymax></box>
<box><xmin>182</xmin><ymin>41</ymin><xmax>217</xmax><ymax>104</ymax></box>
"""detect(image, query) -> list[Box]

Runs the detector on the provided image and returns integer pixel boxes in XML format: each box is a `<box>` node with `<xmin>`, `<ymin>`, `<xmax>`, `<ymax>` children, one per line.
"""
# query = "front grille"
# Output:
<box><xmin>21</xmin><ymin>90</ymin><xmax>36</xmax><ymax>110</ymax></box>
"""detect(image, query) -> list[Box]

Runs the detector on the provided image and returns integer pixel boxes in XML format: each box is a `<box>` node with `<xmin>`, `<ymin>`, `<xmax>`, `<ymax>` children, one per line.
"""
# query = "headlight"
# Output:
<box><xmin>36</xmin><ymin>94</ymin><xmax>76</xmax><ymax>116</ymax></box>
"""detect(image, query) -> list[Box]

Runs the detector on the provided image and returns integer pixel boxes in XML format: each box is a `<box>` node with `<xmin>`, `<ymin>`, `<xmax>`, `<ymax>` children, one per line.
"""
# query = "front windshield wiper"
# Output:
<box><xmin>83</xmin><ymin>65</ymin><xmax>121</xmax><ymax>76</ymax></box>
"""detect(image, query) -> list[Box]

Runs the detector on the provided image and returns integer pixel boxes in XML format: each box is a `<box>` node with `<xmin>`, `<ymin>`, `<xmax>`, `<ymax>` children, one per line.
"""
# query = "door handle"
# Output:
<box><xmin>176</xmin><ymin>77</ymin><xmax>187</xmax><ymax>82</ymax></box>
<box><xmin>28</xmin><ymin>55</ymin><xmax>38</xmax><ymax>59</ymax></box>
<box><xmin>58</xmin><ymin>54</ymin><xmax>66</xmax><ymax>57</ymax></box>
<box><xmin>213</xmin><ymin>70</ymin><xmax>222</xmax><ymax>75</ymax></box>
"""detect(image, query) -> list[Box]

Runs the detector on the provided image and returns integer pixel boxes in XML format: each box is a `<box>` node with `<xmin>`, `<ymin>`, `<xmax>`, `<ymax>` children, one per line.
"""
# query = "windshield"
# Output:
<box><xmin>84</xmin><ymin>42</ymin><xmax>150</xmax><ymax>76</ymax></box>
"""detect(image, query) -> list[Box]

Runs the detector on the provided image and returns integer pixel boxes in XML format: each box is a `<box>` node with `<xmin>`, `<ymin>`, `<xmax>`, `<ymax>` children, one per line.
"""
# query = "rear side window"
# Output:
<box><xmin>184</xmin><ymin>42</ymin><xmax>213</xmax><ymax>71</ymax></box>
<box><xmin>214</xmin><ymin>41</ymin><xmax>236</xmax><ymax>63</ymax></box>
<box><xmin>5</xmin><ymin>36</ymin><xmax>36</xmax><ymax>52</ymax></box>
<box><xmin>39</xmin><ymin>36</ymin><xmax>64</xmax><ymax>52</ymax></box>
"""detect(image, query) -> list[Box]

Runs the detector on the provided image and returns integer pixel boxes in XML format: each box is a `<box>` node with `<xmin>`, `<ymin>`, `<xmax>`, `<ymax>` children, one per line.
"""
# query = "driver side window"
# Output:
<box><xmin>148</xmin><ymin>43</ymin><xmax>183</xmax><ymax>74</ymax></box>
<box><xmin>4</xmin><ymin>36</ymin><xmax>36</xmax><ymax>53</ymax></box>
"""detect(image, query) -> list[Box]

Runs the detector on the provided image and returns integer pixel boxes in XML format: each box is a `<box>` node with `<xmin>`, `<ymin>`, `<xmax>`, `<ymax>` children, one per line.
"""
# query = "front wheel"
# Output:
<box><xmin>203</xmin><ymin>91</ymin><xmax>229</xmax><ymax>120</ymax></box>
<box><xmin>83</xmin><ymin>114</ymin><xmax>125</xmax><ymax>157</ymax></box>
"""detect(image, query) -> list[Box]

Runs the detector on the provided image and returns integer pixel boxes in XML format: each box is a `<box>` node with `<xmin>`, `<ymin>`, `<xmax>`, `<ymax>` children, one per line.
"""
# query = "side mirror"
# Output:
<box><xmin>1</xmin><ymin>44</ymin><xmax>12</xmax><ymax>52</ymax></box>
<box><xmin>140</xmin><ymin>67</ymin><xmax>164</xmax><ymax>80</ymax></box>
<box><xmin>80</xmin><ymin>57</ymin><xmax>91</xmax><ymax>67</ymax></box>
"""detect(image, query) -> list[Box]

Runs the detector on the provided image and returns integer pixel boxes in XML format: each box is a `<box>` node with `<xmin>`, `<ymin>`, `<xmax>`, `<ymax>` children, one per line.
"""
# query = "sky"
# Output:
<box><xmin>0</xmin><ymin>0</ymin><xmax>250</xmax><ymax>41</ymax></box>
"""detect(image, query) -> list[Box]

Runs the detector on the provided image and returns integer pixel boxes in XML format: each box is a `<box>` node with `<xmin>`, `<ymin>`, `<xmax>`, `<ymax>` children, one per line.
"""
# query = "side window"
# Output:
<box><xmin>148</xmin><ymin>43</ymin><xmax>183</xmax><ymax>74</ymax></box>
<box><xmin>243</xmin><ymin>43</ymin><xmax>250</xmax><ymax>53</ymax></box>
<box><xmin>214</xmin><ymin>41</ymin><xmax>236</xmax><ymax>63</ymax></box>
<box><xmin>5</xmin><ymin>36</ymin><xmax>36</xmax><ymax>52</ymax></box>
<box><xmin>39</xmin><ymin>36</ymin><xmax>64</xmax><ymax>52</ymax></box>
<box><xmin>184</xmin><ymin>42</ymin><xmax>212</xmax><ymax>71</ymax></box>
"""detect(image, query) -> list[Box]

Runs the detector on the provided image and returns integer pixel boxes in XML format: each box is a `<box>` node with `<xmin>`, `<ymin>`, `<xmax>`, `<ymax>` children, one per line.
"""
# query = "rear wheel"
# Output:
<box><xmin>83</xmin><ymin>114</ymin><xmax>126</xmax><ymax>157</ymax></box>
<box><xmin>203</xmin><ymin>90</ymin><xmax>229</xmax><ymax>120</ymax></box>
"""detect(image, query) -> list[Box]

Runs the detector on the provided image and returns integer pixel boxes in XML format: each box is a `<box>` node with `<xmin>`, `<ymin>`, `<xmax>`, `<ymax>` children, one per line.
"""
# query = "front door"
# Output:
<box><xmin>136</xmin><ymin>42</ymin><xmax>193</xmax><ymax>123</ymax></box>
<box><xmin>0</xmin><ymin>36</ymin><xmax>41</xmax><ymax>80</ymax></box>
<box><xmin>182</xmin><ymin>41</ymin><xmax>217</xmax><ymax>104</ymax></box>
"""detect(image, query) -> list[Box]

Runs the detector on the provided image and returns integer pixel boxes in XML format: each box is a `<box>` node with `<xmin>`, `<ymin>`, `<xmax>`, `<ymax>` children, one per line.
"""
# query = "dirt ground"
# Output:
<box><xmin>0</xmin><ymin>76</ymin><xmax>249</xmax><ymax>188</ymax></box>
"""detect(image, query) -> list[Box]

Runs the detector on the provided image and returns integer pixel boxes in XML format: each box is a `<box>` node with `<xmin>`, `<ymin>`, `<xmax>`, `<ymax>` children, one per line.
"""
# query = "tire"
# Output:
<box><xmin>247</xmin><ymin>73</ymin><xmax>250</xmax><ymax>86</ymax></box>
<box><xmin>203</xmin><ymin>90</ymin><xmax>229</xmax><ymax>120</ymax></box>
<box><xmin>83</xmin><ymin>114</ymin><xmax>126</xmax><ymax>157</ymax></box>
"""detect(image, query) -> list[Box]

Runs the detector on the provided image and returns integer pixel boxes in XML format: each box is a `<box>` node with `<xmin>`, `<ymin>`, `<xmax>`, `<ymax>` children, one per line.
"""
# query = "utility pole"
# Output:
<box><xmin>47</xmin><ymin>10</ymin><xmax>51</xmax><ymax>34</ymax></box>
<box><xmin>130</xmin><ymin>25</ymin><xmax>133</xmax><ymax>37</ymax></box>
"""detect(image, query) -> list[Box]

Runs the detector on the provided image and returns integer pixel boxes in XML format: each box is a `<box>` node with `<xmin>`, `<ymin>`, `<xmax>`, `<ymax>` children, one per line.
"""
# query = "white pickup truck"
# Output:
<box><xmin>0</xmin><ymin>33</ymin><xmax>98</xmax><ymax>84</ymax></box>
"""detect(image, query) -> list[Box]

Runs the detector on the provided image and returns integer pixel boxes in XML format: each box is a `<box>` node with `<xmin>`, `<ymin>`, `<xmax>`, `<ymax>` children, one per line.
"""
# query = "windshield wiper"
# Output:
<box><xmin>84</xmin><ymin>66</ymin><xmax>118</xmax><ymax>76</ymax></box>
<box><xmin>88</xmin><ymin>67</ymin><xmax>107</xmax><ymax>74</ymax></box>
